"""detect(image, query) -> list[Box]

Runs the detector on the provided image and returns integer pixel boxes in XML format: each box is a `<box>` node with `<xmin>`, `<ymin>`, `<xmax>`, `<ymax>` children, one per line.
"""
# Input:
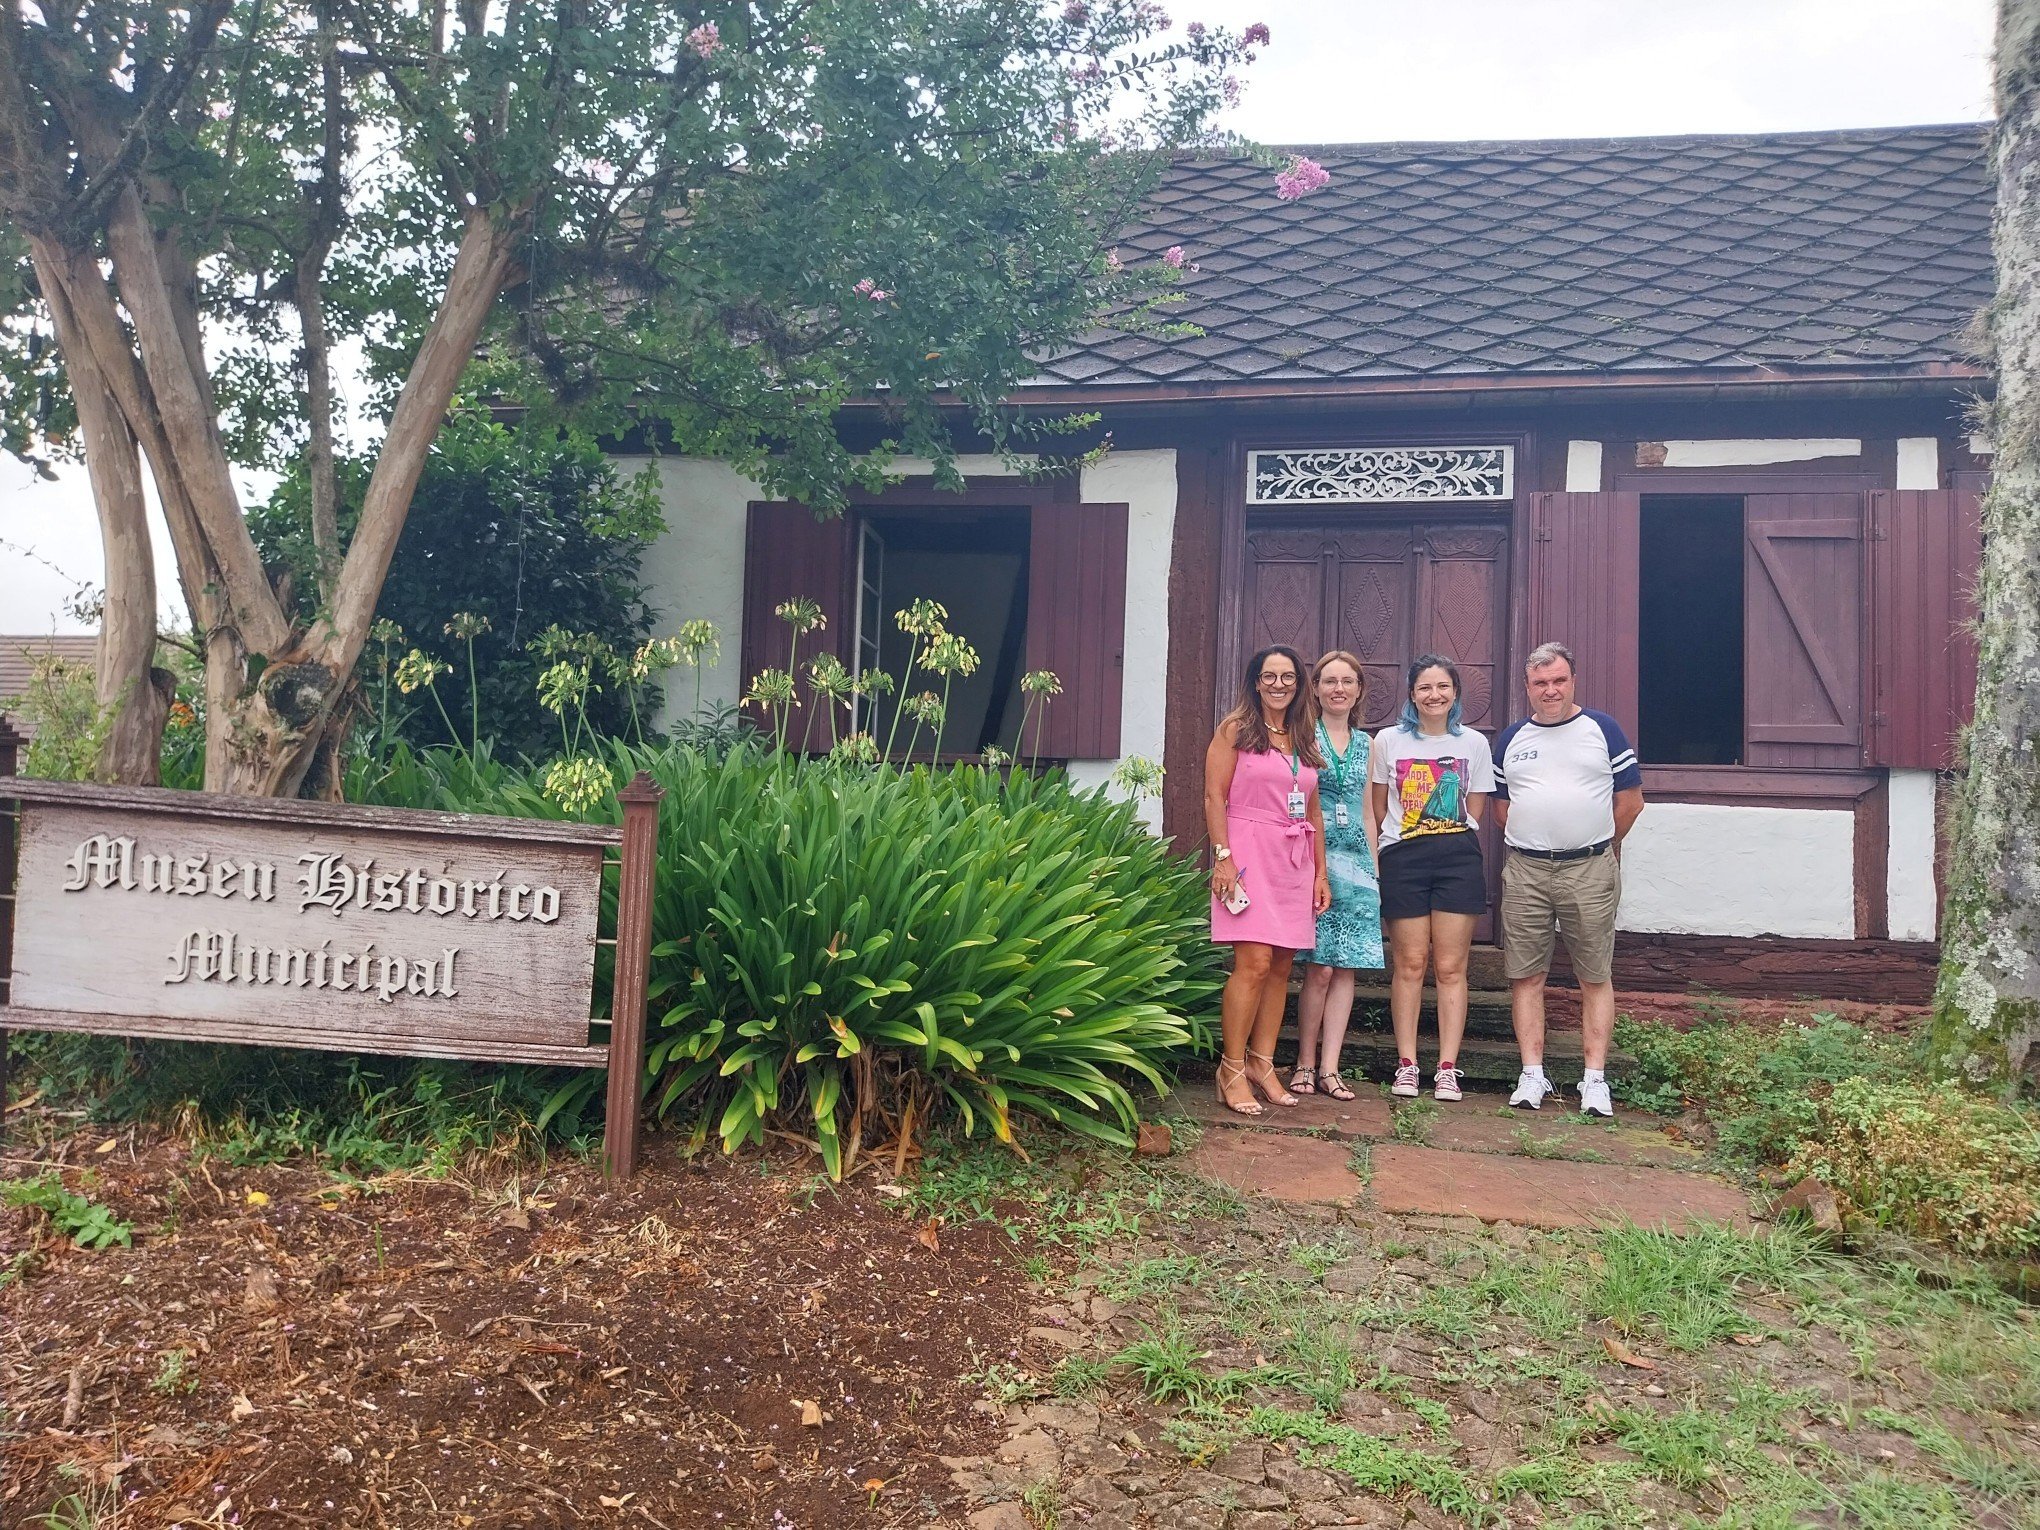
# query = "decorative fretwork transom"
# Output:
<box><xmin>1248</xmin><ymin>446</ymin><xmax>1514</xmax><ymax>505</ymax></box>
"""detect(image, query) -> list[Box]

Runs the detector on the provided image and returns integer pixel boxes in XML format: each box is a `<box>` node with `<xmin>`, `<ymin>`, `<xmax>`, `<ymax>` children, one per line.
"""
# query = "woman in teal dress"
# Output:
<box><xmin>1290</xmin><ymin>650</ymin><xmax>1386</xmax><ymax>1100</ymax></box>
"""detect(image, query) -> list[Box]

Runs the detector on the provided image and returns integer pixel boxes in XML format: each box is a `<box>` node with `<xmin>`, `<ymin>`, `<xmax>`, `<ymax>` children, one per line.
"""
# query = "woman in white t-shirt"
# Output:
<box><xmin>1366</xmin><ymin>655</ymin><xmax>1495</xmax><ymax>1104</ymax></box>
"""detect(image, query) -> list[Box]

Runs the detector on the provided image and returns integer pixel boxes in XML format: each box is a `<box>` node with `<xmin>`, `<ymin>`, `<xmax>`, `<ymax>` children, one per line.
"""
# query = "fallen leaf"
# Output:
<box><xmin>800</xmin><ymin>1399</ymin><xmax>823</xmax><ymax>1428</ymax></box>
<box><xmin>498</xmin><ymin>1207</ymin><xmax>531</xmax><ymax>1232</ymax></box>
<box><xmin>95</xmin><ymin>1138</ymin><xmax>118</xmax><ymax>1155</ymax></box>
<box><xmin>875</xmin><ymin>1183</ymin><xmax>908</xmax><ymax>1199</ymax></box>
<box><xmin>1602</xmin><ymin>1335</ymin><xmax>1657</xmax><ymax>1370</ymax></box>
<box><xmin>916</xmin><ymin>1219</ymin><xmax>942</xmax><ymax>1253</ymax></box>
<box><xmin>245</xmin><ymin>1190</ymin><xmax>270</xmax><ymax>1207</ymax></box>
<box><xmin>598</xmin><ymin>1494</ymin><xmax>634</xmax><ymax>1509</ymax></box>
<box><xmin>229</xmin><ymin>1394</ymin><xmax>255</xmax><ymax>1421</ymax></box>
<box><xmin>752</xmin><ymin>1448</ymin><xmax>778</xmax><ymax>1473</ymax></box>
<box><xmin>1730</xmin><ymin>1332</ymin><xmax>1763</xmax><ymax>1346</ymax></box>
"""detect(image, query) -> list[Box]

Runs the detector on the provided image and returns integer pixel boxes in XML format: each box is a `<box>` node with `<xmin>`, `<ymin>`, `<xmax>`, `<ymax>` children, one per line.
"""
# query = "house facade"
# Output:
<box><xmin>630</xmin><ymin>124</ymin><xmax>1992</xmax><ymax>1001</ymax></box>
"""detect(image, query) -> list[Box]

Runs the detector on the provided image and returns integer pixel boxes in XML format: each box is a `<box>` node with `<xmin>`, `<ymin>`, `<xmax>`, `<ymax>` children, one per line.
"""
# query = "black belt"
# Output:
<box><xmin>1509</xmin><ymin>839</ymin><xmax>1612</xmax><ymax>863</ymax></box>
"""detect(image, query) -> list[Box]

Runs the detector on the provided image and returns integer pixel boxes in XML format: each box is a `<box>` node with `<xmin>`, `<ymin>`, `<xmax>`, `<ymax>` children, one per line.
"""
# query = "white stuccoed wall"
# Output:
<box><xmin>1887</xmin><ymin>768</ymin><xmax>1940</xmax><ymax>940</ymax></box>
<box><xmin>1617</xmin><ymin>802</ymin><xmax>1856</xmax><ymax>938</ymax></box>
<box><xmin>637</xmin><ymin>457</ymin><xmax>761</xmax><ymax>716</ymax></box>
<box><xmin>633</xmin><ymin>450</ymin><xmax>1178</xmax><ymax>829</ymax></box>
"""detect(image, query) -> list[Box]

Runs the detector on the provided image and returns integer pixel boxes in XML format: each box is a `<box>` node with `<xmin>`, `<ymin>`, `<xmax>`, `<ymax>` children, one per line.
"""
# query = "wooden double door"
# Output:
<box><xmin>1243</xmin><ymin>514</ymin><xmax>1511</xmax><ymax>733</ymax></box>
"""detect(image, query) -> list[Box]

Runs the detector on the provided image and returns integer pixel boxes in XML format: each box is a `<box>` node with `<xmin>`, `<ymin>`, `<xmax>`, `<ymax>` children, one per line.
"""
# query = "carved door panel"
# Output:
<box><xmin>1243</xmin><ymin>528</ymin><xmax>1329</xmax><ymax>664</ymax></box>
<box><xmin>1328</xmin><ymin>529</ymin><xmax>1416</xmax><ymax>731</ymax></box>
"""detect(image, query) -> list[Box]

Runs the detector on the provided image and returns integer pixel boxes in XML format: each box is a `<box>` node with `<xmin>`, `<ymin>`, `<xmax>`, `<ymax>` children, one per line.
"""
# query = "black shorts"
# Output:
<box><xmin>1378</xmin><ymin>832</ymin><xmax>1488</xmax><ymax>921</ymax></box>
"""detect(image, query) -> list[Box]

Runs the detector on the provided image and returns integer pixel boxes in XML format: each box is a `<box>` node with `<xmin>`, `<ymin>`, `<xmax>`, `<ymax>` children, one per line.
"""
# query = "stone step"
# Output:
<box><xmin>1273</xmin><ymin>1031</ymin><xmax>1627</xmax><ymax>1088</ymax></box>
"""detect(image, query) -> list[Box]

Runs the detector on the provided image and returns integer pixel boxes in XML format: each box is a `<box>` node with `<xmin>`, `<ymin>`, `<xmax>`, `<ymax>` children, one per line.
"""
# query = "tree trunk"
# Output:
<box><xmin>30</xmin><ymin>238</ymin><xmax>168</xmax><ymax>783</ymax></box>
<box><xmin>203</xmin><ymin>205</ymin><xmax>528</xmax><ymax>798</ymax></box>
<box><xmin>1932</xmin><ymin>0</ymin><xmax>2040</xmax><ymax>1094</ymax></box>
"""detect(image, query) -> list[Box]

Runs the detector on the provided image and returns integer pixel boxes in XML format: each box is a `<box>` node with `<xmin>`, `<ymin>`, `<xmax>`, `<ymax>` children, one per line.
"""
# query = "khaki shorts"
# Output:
<box><xmin>1500</xmin><ymin>848</ymin><xmax>1621</xmax><ymax>985</ymax></box>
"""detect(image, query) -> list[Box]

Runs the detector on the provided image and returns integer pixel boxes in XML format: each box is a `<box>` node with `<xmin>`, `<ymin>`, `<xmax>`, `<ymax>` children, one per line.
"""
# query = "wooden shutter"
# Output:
<box><xmin>1026</xmin><ymin>502</ymin><xmax>1129</xmax><ymax>759</ymax></box>
<box><xmin>1744</xmin><ymin>492</ymin><xmax>1864</xmax><ymax>764</ymax></box>
<box><xmin>1527</xmin><ymin>493</ymin><xmax>1640</xmax><ymax>735</ymax></box>
<box><xmin>1870</xmin><ymin>488</ymin><xmax>1983</xmax><ymax>769</ymax></box>
<box><xmin>740</xmin><ymin>503</ymin><xmax>853</xmax><ymax>736</ymax></box>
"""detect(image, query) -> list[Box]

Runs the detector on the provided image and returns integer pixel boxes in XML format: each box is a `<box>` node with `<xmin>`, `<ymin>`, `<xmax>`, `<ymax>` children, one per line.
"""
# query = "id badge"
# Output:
<box><xmin>1286</xmin><ymin>788</ymin><xmax>1307</xmax><ymax>820</ymax></box>
<box><xmin>1334</xmin><ymin>802</ymin><xmax>1350</xmax><ymax>827</ymax></box>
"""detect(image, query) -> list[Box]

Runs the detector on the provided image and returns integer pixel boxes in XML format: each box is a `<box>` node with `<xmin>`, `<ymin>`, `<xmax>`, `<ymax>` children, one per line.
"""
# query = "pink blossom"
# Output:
<box><xmin>687</xmin><ymin>20</ymin><xmax>721</xmax><ymax>58</ymax></box>
<box><xmin>1105</xmin><ymin>250</ymin><xmax>1123</xmax><ymax>273</ymax></box>
<box><xmin>1221</xmin><ymin>75</ymin><xmax>1242</xmax><ymax>107</ymax></box>
<box><xmin>208</xmin><ymin>101</ymin><xmax>232</xmax><ymax>121</ymax></box>
<box><xmin>1069</xmin><ymin>58</ymin><xmax>1104</xmax><ymax>85</ymax></box>
<box><xmin>869</xmin><ymin>289</ymin><xmax>890</xmax><ymax>302</ymax></box>
<box><xmin>1162</xmin><ymin>245</ymin><xmax>1185</xmax><ymax>269</ymax></box>
<box><xmin>578</xmin><ymin>157</ymin><xmax>617</xmax><ymax>184</ymax></box>
<box><xmin>1063</xmin><ymin>0</ymin><xmax>1088</xmax><ymax>21</ymax></box>
<box><xmin>1274</xmin><ymin>154</ymin><xmax>1330</xmax><ymax>201</ymax></box>
<box><xmin>1185</xmin><ymin>20</ymin><xmax>1206</xmax><ymax>39</ymax></box>
<box><xmin>1243</xmin><ymin>21</ymin><xmax>1270</xmax><ymax>45</ymax></box>
<box><xmin>854</xmin><ymin>278</ymin><xmax>876</xmax><ymax>295</ymax></box>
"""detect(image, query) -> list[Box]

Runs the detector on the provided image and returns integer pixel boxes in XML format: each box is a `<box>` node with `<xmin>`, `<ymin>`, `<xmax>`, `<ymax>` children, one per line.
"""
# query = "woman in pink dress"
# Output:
<box><xmin>1204</xmin><ymin>644</ymin><xmax>1332</xmax><ymax>1116</ymax></box>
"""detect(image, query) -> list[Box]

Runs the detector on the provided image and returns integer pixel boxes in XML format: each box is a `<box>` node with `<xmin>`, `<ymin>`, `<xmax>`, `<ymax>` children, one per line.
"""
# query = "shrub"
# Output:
<box><xmin>1614</xmin><ymin>1011</ymin><xmax>1907</xmax><ymax>1167</ymax></box>
<box><xmin>1785</xmin><ymin>1079</ymin><xmax>2040</xmax><ymax>1261</ymax></box>
<box><xmin>633</xmin><ymin>747</ymin><xmax>1219</xmax><ymax>1173</ymax></box>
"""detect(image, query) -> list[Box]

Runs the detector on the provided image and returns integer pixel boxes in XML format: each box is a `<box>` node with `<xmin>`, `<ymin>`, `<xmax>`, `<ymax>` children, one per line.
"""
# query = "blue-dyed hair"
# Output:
<box><xmin>1396</xmin><ymin>653</ymin><xmax>1464</xmax><ymax>735</ymax></box>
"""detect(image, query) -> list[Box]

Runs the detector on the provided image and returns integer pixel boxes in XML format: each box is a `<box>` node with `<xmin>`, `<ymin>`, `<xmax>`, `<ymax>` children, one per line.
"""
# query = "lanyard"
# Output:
<box><xmin>1319</xmin><ymin>722</ymin><xmax>1353</xmax><ymax>793</ymax></box>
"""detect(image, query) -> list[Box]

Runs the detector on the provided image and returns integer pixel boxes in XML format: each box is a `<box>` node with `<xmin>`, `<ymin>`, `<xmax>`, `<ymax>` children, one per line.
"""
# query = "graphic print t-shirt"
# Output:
<box><xmin>1368</xmin><ymin>726</ymin><xmax>1497</xmax><ymax>850</ymax></box>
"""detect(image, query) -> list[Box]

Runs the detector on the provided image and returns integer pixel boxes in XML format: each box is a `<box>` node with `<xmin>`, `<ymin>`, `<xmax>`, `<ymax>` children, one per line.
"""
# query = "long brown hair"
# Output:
<box><xmin>1220</xmin><ymin>643</ymin><xmax>1324</xmax><ymax>767</ymax></box>
<box><xmin>1311</xmin><ymin>649</ymin><xmax>1368</xmax><ymax>727</ymax></box>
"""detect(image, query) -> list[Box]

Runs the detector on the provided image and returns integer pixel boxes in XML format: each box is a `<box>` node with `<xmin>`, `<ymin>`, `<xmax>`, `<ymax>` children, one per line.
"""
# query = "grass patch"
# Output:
<box><xmin>1244</xmin><ymin>1406</ymin><xmax>1488</xmax><ymax>1520</ymax></box>
<box><xmin>1390</xmin><ymin>1098</ymin><xmax>1438</xmax><ymax>1144</ymax></box>
<box><xmin>1590</xmin><ymin>1224</ymin><xmax>1818</xmax><ymax>1349</ymax></box>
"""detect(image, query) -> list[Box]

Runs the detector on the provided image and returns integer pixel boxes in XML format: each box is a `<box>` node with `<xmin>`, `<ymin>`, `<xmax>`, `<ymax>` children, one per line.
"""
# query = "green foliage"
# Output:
<box><xmin>1786</xmin><ymin>1079</ymin><xmax>2040</xmax><ymax>1260</ymax></box>
<box><xmin>2</xmin><ymin>654</ymin><xmax>111</xmax><ymax>781</ymax></box>
<box><xmin>1589</xmin><ymin>1224</ymin><xmax>1818</xmax><ymax>1349</ymax></box>
<box><xmin>149</xmin><ymin>1347</ymin><xmax>199</xmax><ymax>1396</ymax></box>
<box><xmin>249</xmin><ymin>415</ymin><xmax>662</xmax><ymax>761</ymax></box>
<box><xmin>1243</xmin><ymin>1407</ymin><xmax>1489</xmax><ymax>1520</ymax></box>
<box><xmin>1614</xmin><ymin>1011</ymin><xmax>1908</xmax><ymax>1166</ymax></box>
<box><xmin>1</xmin><ymin>1173</ymin><xmax>133</xmax><ymax>1249</ymax></box>
<box><xmin>11</xmin><ymin>1030</ymin><xmax>598</xmax><ymax>1173</ymax></box>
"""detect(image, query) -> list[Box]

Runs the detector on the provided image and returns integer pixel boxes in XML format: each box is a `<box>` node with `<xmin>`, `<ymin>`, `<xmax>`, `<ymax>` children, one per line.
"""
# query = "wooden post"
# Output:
<box><xmin>0</xmin><ymin>713</ymin><xmax>22</xmax><ymax>1141</ymax></box>
<box><xmin>604</xmin><ymin>770</ymin><xmax>662</xmax><ymax>1180</ymax></box>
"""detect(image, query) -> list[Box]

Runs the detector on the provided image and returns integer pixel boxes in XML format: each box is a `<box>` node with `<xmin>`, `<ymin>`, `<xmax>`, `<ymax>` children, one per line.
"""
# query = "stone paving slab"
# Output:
<box><xmin>1368</xmin><ymin>1143</ymin><xmax>1753</xmax><ymax>1232</ymax></box>
<box><xmin>1413</xmin><ymin>1102</ymin><xmax>1710</xmax><ymax>1171</ymax></box>
<box><xmin>1183</xmin><ymin>1130</ymin><xmax>1365</xmax><ymax>1205</ymax></box>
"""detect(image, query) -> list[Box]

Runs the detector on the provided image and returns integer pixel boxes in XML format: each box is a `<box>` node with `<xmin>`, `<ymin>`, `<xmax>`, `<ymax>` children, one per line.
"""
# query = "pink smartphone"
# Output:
<box><xmin>1222</xmin><ymin>869</ymin><xmax>1250</xmax><ymax>916</ymax></box>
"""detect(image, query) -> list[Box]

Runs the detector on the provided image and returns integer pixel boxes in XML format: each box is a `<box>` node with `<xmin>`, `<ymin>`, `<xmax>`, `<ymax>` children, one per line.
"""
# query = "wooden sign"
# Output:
<box><xmin>0</xmin><ymin>753</ymin><xmax>662</xmax><ymax>1177</ymax></box>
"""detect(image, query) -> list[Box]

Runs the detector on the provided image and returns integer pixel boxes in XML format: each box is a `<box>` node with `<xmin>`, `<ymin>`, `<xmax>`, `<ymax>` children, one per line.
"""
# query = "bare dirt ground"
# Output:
<box><xmin>2</xmin><ymin>1117</ymin><xmax>1042</xmax><ymax>1529</ymax></box>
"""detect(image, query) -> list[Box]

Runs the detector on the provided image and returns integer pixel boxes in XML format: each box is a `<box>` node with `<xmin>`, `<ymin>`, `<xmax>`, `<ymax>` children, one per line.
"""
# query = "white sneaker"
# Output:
<box><xmin>1433</xmin><ymin>1066</ymin><xmax>1464</xmax><ymax>1103</ymax></box>
<box><xmin>1509</xmin><ymin>1070</ymin><xmax>1552</xmax><ymax>1110</ymax></box>
<box><xmin>1391</xmin><ymin>1062</ymin><xmax>1421</xmax><ymax>1098</ymax></box>
<box><xmin>1578</xmin><ymin>1077</ymin><xmax>1614</xmax><ymax>1118</ymax></box>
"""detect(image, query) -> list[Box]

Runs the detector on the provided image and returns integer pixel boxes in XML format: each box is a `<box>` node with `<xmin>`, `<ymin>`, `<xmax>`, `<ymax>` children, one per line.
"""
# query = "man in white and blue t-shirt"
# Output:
<box><xmin>1492</xmin><ymin>642</ymin><xmax>1645</xmax><ymax>1117</ymax></box>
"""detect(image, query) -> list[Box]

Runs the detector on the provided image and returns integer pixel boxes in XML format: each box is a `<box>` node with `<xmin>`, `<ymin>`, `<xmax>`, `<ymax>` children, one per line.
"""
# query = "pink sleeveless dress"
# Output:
<box><xmin>1211</xmin><ymin>745</ymin><xmax>1319</xmax><ymax>948</ymax></box>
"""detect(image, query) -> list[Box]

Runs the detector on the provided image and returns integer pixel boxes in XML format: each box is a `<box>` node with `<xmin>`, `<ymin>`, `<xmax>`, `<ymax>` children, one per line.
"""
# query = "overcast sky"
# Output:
<box><xmin>1</xmin><ymin>0</ymin><xmax>1997</xmax><ymax>635</ymax></box>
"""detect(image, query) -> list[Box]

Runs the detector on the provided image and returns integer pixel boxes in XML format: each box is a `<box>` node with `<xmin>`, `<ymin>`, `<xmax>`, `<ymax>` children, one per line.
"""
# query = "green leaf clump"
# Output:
<box><xmin>1</xmin><ymin>1174</ymin><xmax>134</xmax><ymax>1249</ymax></box>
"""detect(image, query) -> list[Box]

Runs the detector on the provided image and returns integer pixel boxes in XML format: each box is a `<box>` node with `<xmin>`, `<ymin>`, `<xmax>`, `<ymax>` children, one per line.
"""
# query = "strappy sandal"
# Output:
<box><xmin>1288</xmin><ymin>1065</ymin><xmax>1318</xmax><ymax>1096</ymax></box>
<box><xmin>1215</xmin><ymin>1059</ymin><xmax>1265</xmax><ymax>1117</ymax></box>
<box><xmin>1246</xmin><ymin>1049</ymin><xmax>1300</xmax><ymax>1107</ymax></box>
<box><xmin>1319</xmin><ymin>1070</ymin><xmax>1357</xmax><ymax>1101</ymax></box>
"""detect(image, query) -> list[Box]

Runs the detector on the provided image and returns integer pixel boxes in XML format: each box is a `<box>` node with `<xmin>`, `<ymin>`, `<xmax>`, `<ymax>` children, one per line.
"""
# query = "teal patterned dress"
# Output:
<box><xmin>1306</xmin><ymin>721</ymin><xmax>1385</xmax><ymax>969</ymax></box>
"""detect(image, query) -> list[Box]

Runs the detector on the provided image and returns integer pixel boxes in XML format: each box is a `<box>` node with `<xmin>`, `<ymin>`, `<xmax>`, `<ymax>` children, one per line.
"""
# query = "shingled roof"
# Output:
<box><xmin>1033</xmin><ymin>123</ymin><xmax>1992</xmax><ymax>390</ymax></box>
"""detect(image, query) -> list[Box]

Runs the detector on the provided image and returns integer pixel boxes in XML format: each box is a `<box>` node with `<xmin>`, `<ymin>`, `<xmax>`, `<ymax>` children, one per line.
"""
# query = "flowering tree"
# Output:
<box><xmin>0</xmin><ymin>0</ymin><xmax>1267</xmax><ymax>795</ymax></box>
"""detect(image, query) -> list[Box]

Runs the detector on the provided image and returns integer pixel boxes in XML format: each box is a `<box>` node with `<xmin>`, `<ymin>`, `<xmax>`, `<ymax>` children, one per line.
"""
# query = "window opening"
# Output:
<box><xmin>1638</xmin><ymin>495</ymin><xmax>1744</xmax><ymax>765</ymax></box>
<box><xmin>857</xmin><ymin>509</ymin><xmax>1031</xmax><ymax>757</ymax></box>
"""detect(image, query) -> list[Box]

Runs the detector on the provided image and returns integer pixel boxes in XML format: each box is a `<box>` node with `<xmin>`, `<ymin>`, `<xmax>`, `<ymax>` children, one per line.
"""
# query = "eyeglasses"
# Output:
<box><xmin>1257</xmin><ymin>673</ymin><xmax>1297</xmax><ymax>687</ymax></box>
